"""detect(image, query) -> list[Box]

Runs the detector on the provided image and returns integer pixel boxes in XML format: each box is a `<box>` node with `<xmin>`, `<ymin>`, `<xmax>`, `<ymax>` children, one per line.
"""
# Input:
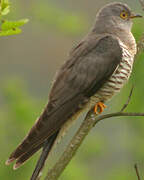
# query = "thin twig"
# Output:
<box><xmin>93</xmin><ymin>112</ymin><xmax>144</xmax><ymax>126</ymax></box>
<box><xmin>120</xmin><ymin>85</ymin><xmax>134</xmax><ymax>112</ymax></box>
<box><xmin>134</xmin><ymin>164</ymin><xmax>141</xmax><ymax>180</ymax></box>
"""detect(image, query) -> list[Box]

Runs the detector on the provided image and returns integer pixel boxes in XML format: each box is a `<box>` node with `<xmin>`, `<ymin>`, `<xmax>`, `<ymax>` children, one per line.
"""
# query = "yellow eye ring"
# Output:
<box><xmin>120</xmin><ymin>11</ymin><xmax>128</xmax><ymax>19</ymax></box>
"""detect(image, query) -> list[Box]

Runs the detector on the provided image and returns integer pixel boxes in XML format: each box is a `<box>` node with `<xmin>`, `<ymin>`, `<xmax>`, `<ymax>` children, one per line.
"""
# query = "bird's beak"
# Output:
<box><xmin>130</xmin><ymin>13</ymin><xmax>143</xmax><ymax>19</ymax></box>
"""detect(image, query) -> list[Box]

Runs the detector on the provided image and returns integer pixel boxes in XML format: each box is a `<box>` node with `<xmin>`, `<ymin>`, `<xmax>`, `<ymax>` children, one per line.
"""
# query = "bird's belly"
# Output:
<box><xmin>90</xmin><ymin>42</ymin><xmax>135</xmax><ymax>106</ymax></box>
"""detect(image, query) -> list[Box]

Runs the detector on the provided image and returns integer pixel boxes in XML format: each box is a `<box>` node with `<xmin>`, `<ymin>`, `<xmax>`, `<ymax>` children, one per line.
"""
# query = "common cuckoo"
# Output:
<box><xmin>6</xmin><ymin>2</ymin><xmax>142</xmax><ymax>180</ymax></box>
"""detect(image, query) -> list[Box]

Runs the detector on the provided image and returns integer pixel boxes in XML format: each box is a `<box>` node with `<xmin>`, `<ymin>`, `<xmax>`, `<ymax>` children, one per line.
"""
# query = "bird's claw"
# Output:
<box><xmin>94</xmin><ymin>102</ymin><xmax>106</xmax><ymax>114</ymax></box>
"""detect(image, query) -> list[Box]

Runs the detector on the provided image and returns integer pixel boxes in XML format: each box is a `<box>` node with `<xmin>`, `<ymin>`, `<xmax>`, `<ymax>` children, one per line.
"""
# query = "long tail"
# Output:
<box><xmin>6</xmin><ymin>94</ymin><xmax>86</xmax><ymax>177</ymax></box>
<box><xmin>30</xmin><ymin>131</ymin><xmax>59</xmax><ymax>180</ymax></box>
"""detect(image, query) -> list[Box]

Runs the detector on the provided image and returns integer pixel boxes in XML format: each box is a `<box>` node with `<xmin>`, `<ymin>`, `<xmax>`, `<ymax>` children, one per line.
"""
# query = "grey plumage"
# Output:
<box><xmin>6</xmin><ymin>2</ymin><xmax>142</xmax><ymax>180</ymax></box>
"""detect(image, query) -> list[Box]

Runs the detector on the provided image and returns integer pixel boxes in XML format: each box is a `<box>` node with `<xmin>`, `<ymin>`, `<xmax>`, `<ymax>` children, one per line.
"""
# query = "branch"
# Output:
<box><xmin>134</xmin><ymin>164</ymin><xmax>141</xmax><ymax>180</ymax></box>
<box><xmin>120</xmin><ymin>85</ymin><xmax>134</xmax><ymax>112</ymax></box>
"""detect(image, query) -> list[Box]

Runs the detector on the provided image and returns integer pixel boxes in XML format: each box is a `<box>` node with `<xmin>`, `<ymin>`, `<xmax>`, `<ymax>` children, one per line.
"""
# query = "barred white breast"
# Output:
<box><xmin>90</xmin><ymin>40</ymin><xmax>136</xmax><ymax>104</ymax></box>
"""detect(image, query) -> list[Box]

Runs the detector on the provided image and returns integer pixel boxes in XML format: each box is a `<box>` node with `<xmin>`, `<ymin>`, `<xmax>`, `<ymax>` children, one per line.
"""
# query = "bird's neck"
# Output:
<box><xmin>91</xmin><ymin>22</ymin><xmax>137</xmax><ymax>56</ymax></box>
<box><xmin>114</xmin><ymin>29</ymin><xmax>137</xmax><ymax>56</ymax></box>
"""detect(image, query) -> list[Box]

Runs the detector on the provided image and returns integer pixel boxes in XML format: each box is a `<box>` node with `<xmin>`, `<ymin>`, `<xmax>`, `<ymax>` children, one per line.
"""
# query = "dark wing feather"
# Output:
<box><xmin>6</xmin><ymin>34</ymin><xmax>122</xmax><ymax>167</ymax></box>
<box><xmin>49</xmin><ymin>34</ymin><xmax>122</xmax><ymax>101</ymax></box>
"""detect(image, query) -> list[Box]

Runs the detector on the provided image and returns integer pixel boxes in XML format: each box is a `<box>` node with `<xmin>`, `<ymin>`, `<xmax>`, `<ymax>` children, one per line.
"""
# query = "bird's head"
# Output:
<box><xmin>93</xmin><ymin>2</ymin><xmax>142</xmax><ymax>34</ymax></box>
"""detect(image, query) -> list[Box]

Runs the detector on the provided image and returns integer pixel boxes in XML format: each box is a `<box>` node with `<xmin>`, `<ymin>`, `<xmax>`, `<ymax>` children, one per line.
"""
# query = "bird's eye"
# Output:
<box><xmin>120</xmin><ymin>11</ymin><xmax>128</xmax><ymax>19</ymax></box>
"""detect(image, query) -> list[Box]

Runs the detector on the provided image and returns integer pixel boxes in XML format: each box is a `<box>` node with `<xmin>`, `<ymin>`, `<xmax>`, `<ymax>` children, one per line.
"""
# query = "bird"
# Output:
<box><xmin>6</xmin><ymin>2</ymin><xmax>142</xmax><ymax>180</ymax></box>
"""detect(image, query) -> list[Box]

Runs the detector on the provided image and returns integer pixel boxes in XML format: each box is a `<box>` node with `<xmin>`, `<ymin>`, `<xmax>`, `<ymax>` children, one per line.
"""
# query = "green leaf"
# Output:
<box><xmin>1</xmin><ymin>19</ymin><xmax>29</xmax><ymax>30</ymax></box>
<box><xmin>0</xmin><ymin>28</ymin><xmax>21</xmax><ymax>36</ymax></box>
<box><xmin>1</xmin><ymin>6</ymin><xmax>10</xmax><ymax>15</ymax></box>
<box><xmin>0</xmin><ymin>0</ymin><xmax>10</xmax><ymax>16</ymax></box>
<box><xmin>0</xmin><ymin>1</ymin><xmax>29</xmax><ymax>36</ymax></box>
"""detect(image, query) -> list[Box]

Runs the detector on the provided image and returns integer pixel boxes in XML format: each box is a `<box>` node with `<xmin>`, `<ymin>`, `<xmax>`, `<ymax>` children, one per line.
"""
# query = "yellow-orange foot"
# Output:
<box><xmin>94</xmin><ymin>102</ymin><xmax>106</xmax><ymax>114</ymax></box>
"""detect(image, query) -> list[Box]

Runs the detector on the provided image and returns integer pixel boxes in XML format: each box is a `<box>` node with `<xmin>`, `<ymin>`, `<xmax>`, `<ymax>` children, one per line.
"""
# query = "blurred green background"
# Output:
<box><xmin>1</xmin><ymin>0</ymin><xmax>144</xmax><ymax>179</ymax></box>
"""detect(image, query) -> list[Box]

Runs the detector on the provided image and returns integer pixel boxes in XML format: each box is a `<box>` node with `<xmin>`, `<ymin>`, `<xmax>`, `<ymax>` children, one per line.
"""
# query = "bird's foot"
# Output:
<box><xmin>94</xmin><ymin>102</ymin><xmax>106</xmax><ymax>114</ymax></box>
